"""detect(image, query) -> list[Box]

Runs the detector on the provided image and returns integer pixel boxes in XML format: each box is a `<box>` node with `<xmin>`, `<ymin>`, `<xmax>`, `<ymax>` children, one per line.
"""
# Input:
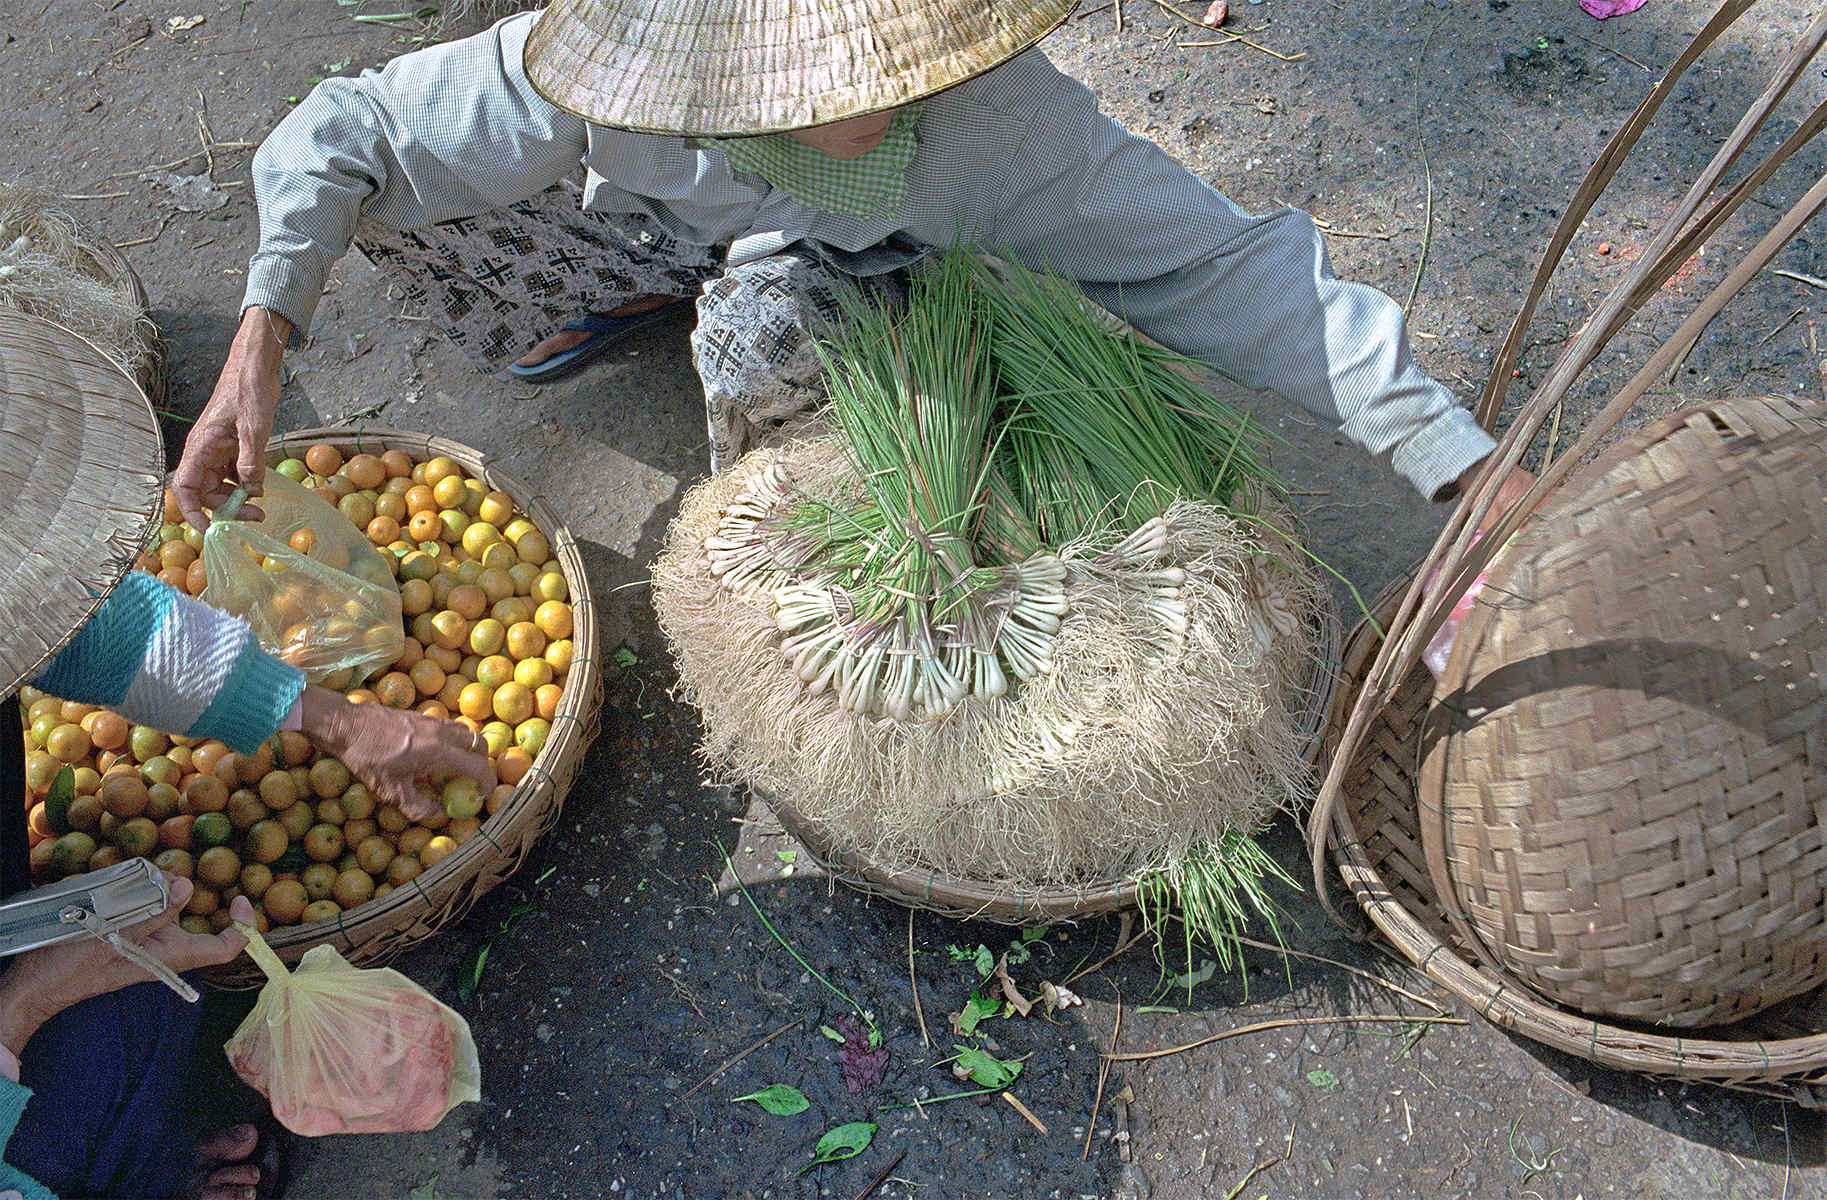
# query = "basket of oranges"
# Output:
<box><xmin>18</xmin><ymin>426</ymin><xmax>601</xmax><ymax>985</ymax></box>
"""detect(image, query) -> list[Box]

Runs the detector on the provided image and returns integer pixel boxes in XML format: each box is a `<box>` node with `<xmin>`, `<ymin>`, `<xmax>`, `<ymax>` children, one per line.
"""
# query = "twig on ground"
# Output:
<box><xmin>656</xmin><ymin>965</ymin><xmax>708</xmax><ymax>1020</ymax></box>
<box><xmin>1107</xmin><ymin>1013</ymin><xmax>1465</xmax><ymax>1062</ymax></box>
<box><xmin>908</xmin><ymin>909</ymin><xmax>930</xmax><ymax>1049</ymax></box>
<box><xmin>113</xmin><ymin>213</ymin><xmax>174</xmax><ymax>249</ymax></box>
<box><xmin>101</xmin><ymin>32</ymin><xmax>150</xmax><ymax>66</ymax></box>
<box><xmin>679</xmin><ymin>1016</ymin><xmax>803</xmax><ymax>1100</ymax></box>
<box><xmin>1002</xmin><ymin>1091</ymin><xmax>1048</xmax><ymax>1133</ymax></box>
<box><xmin>58</xmin><ymin>191</ymin><xmax>129</xmax><ymax>201</ymax></box>
<box><xmin>1405</xmin><ymin>14</ymin><xmax>1449</xmax><ymax>315</ymax></box>
<box><xmin>1062</xmin><ymin>912</ymin><xmax>1145</xmax><ymax>987</ymax></box>
<box><xmin>1568</xmin><ymin>31</ymin><xmax>1651</xmax><ymax>71</ymax></box>
<box><xmin>1229</xmin><ymin>934</ymin><xmax>1445</xmax><ymax>1013</ymax></box>
<box><xmin>1151</xmin><ymin>0</ymin><xmax>1303</xmax><ymax>60</ymax></box>
<box><xmin>1224</xmin><ymin>1124</ymin><xmax>1295</xmax><ymax>1200</ymax></box>
<box><xmin>849</xmin><ymin>1148</ymin><xmax>908</xmax><ymax>1200</ymax></box>
<box><xmin>1082</xmin><ymin>992</ymin><xmax>1122</xmax><ymax>1161</ymax></box>
<box><xmin>1115</xmin><ymin>0</ymin><xmax>1123</xmax><ymax>32</ymax></box>
<box><xmin>195</xmin><ymin>90</ymin><xmax>217</xmax><ymax>181</ymax></box>
<box><xmin>1314</xmin><ymin>222</ymin><xmax>1394</xmax><ymax>241</ymax></box>
<box><xmin>1759</xmin><ymin>306</ymin><xmax>1806</xmax><ymax>346</ymax></box>
<box><xmin>1775</xmin><ymin>268</ymin><xmax>1827</xmax><ymax>290</ymax></box>
<box><xmin>1542</xmin><ymin>401</ymin><xmax>1565</xmax><ymax>472</ymax></box>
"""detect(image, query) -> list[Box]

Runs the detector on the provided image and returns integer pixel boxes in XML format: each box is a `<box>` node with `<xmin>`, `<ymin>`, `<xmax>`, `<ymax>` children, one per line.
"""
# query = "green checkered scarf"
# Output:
<box><xmin>706</xmin><ymin>106</ymin><xmax>922</xmax><ymax>221</ymax></box>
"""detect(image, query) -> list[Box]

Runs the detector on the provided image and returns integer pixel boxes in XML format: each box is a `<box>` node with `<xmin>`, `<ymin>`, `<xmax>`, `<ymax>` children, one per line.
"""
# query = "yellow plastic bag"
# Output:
<box><xmin>225</xmin><ymin>930</ymin><xmax>482</xmax><ymax>1136</ymax></box>
<box><xmin>201</xmin><ymin>473</ymin><xmax>403</xmax><ymax>684</ymax></box>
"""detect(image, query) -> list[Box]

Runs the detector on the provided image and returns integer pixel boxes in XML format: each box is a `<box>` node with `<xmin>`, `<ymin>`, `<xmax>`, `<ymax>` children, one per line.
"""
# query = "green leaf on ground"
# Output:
<box><xmin>808</xmin><ymin>1121</ymin><xmax>876</xmax><ymax>1167</ymax></box>
<box><xmin>731</xmin><ymin>1084</ymin><xmax>810</xmax><ymax>1115</ymax></box>
<box><xmin>953</xmin><ymin>1046</ymin><xmax>1022</xmax><ymax>1088</ymax></box>
<box><xmin>1171</xmin><ymin>959</ymin><xmax>1216</xmax><ymax>992</ymax></box>
<box><xmin>613</xmin><ymin>647</ymin><xmax>639</xmax><ymax>669</ymax></box>
<box><xmin>956</xmin><ymin>990</ymin><xmax>1000</xmax><ymax>1036</ymax></box>
<box><xmin>407</xmin><ymin>1176</ymin><xmax>437</xmax><ymax>1200</ymax></box>
<box><xmin>1306</xmin><ymin>1068</ymin><xmax>1340</xmax><ymax>1092</ymax></box>
<box><xmin>973</xmin><ymin>944</ymin><xmax>995</xmax><ymax>979</ymax></box>
<box><xmin>775</xmin><ymin>849</ymin><xmax>798</xmax><ymax>866</ymax></box>
<box><xmin>818</xmin><ymin>1024</ymin><xmax>847</xmax><ymax>1043</ymax></box>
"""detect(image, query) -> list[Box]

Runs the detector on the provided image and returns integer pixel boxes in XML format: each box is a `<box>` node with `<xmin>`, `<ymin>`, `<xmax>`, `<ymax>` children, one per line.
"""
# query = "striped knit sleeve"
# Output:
<box><xmin>30</xmin><ymin>573</ymin><xmax>306</xmax><ymax>755</ymax></box>
<box><xmin>0</xmin><ymin>1079</ymin><xmax>57</xmax><ymax>1200</ymax></box>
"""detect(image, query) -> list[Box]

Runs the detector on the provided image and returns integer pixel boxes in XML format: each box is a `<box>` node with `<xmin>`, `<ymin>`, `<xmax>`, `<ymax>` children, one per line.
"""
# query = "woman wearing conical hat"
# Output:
<box><xmin>173</xmin><ymin>0</ymin><xmax>1512</xmax><ymax>527</ymax></box>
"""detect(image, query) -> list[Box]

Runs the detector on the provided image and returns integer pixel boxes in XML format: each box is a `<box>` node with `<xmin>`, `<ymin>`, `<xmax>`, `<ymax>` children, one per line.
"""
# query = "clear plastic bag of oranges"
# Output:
<box><xmin>226</xmin><ymin>928</ymin><xmax>481</xmax><ymax>1136</ymax></box>
<box><xmin>201</xmin><ymin>473</ymin><xmax>404</xmax><ymax>685</ymax></box>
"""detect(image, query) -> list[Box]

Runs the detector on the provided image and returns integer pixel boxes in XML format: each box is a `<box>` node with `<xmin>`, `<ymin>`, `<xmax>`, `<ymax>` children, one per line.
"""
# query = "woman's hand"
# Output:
<box><xmin>172</xmin><ymin>307</ymin><xmax>293</xmax><ymax>531</ymax></box>
<box><xmin>298</xmin><ymin>685</ymin><xmax>497</xmax><ymax>821</ymax></box>
<box><xmin>1454</xmin><ymin>457</ymin><xmax>1537</xmax><ymax>534</ymax></box>
<box><xmin>0</xmin><ymin>877</ymin><xmax>252</xmax><ymax>1062</ymax></box>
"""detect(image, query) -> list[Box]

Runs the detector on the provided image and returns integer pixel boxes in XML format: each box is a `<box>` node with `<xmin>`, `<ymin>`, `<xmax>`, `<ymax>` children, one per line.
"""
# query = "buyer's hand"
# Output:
<box><xmin>0</xmin><ymin>877</ymin><xmax>252</xmax><ymax>1061</ymax></box>
<box><xmin>298</xmin><ymin>685</ymin><xmax>497</xmax><ymax>821</ymax></box>
<box><xmin>172</xmin><ymin>307</ymin><xmax>294</xmax><ymax>530</ymax></box>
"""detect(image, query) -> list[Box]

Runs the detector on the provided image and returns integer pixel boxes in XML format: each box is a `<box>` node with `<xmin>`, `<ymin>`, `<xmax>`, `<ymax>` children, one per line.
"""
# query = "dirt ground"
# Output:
<box><xmin>7</xmin><ymin>0</ymin><xmax>1827</xmax><ymax>1196</ymax></box>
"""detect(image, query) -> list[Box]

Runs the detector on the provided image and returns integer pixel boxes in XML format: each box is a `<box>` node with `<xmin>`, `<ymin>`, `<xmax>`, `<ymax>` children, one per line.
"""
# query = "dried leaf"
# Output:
<box><xmin>164</xmin><ymin>13</ymin><xmax>206</xmax><ymax>33</ymax></box>
<box><xmin>993</xmin><ymin>955</ymin><xmax>1033</xmax><ymax>1018</ymax></box>
<box><xmin>1041</xmin><ymin>981</ymin><xmax>1083</xmax><ymax>1012</ymax></box>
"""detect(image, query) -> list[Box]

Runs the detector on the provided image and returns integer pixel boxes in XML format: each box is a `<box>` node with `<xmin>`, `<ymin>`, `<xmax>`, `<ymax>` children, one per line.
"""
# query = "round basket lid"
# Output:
<box><xmin>523</xmin><ymin>0</ymin><xmax>1077</xmax><ymax>136</ymax></box>
<box><xmin>1423</xmin><ymin>394</ymin><xmax>1827</xmax><ymax>1027</ymax></box>
<box><xmin>0</xmin><ymin>308</ymin><xmax>163</xmax><ymax>696</ymax></box>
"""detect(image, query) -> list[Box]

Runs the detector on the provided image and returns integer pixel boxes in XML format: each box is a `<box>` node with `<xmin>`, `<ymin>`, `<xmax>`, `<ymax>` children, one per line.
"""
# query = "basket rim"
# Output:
<box><xmin>763</xmin><ymin>589</ymin><xmax>1344</xmax><ymax>924</ymax></box>
<box><xmin>1322</xmin><ymin>575</ymin><xmax>1827</xmax><ymax>1088</ymax></box>
<box><xmin>204</xmin><ymin>425</ymin><xmax>602</xmax><ymax>980</ymax></box>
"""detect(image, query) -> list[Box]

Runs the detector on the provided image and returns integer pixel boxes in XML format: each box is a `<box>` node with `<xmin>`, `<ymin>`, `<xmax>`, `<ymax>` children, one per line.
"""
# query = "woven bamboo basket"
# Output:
<box><xmin>1323</xmin><ymin>580</ymin><xmax>1827</xmax><ymax>1105</ymax></box>
<box><xmin>1420</xmin><ymin>395</ymin><xmax>1827</xmax><ymax>1027</ymax></box>
<box><xmin>763</xmin><ymin>603</ymin><xmax>1341</xmax><ymax>924</ymax></box>
<box><xmin>1309</xmin><ymin>1</ymin><xmax>1827</xmax><ymax>1094</ymax></box>
<box><xmin>203</xmin><ymin>427</ymin><xmax>602</xmax><ymax>986</ymax></box>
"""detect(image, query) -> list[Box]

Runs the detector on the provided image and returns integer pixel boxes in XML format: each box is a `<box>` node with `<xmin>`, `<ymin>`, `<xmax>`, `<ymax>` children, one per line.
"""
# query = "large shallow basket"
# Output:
<box><xmin>79</xmin><ymin>237</ymin><xmax>166</xmax><ymax>410</ymax></box>
<box><xmin>204</xmin><ymin>427</ymin><xmax>603</xmax><ymax>985</ymax></box>
<box><xmin>1322</xmin><ymin>580</ymin><xmax>1827</xmax><ymax>1105</ymax></box>
<box><xmin>768</xmin><ymin>604</ymin><xmax>1341</xmax><ymax>924</ymax></box>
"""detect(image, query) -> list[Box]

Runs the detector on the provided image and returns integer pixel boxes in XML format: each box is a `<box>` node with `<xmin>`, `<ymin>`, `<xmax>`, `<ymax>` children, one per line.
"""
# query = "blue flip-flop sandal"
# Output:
<box><xmin>506</xmin><ymin>306</ymin><xmax>683</xmax><ymax>383</ymax></box>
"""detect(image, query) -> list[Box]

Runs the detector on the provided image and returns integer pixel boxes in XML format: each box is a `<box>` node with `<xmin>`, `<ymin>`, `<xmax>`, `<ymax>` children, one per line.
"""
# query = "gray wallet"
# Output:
<box><xmin>0</xmin><ymin>858</ymin><xmax>197</xmax><ymax>1001</ymax></box>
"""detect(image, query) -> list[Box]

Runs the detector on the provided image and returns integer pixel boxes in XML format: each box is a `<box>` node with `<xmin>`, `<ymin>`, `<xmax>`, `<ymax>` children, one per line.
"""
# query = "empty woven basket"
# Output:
<box><xmin>1419</xmin><ymin>394</ymin><xmax>1827</xmax><ymax>1027</ymax></box>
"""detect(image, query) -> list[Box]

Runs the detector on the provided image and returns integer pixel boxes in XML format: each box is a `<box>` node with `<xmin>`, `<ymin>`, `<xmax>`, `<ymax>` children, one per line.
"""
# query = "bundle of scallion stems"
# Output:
<box><xmin>705</xmin><ymin>246</ymin><xmax>1276</xmax><ymax>720</ymax></box>
<box><xmin>701</xmin><ymin>245</ymin><xmax>1307</xmax><ymax>969</ymax></box>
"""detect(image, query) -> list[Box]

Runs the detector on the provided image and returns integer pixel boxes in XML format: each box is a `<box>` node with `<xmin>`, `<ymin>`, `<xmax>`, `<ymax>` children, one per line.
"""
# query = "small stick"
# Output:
<box><xmin>1541</xmin><ymin>401</ymin><xmax>1565</xmax><ymax>473</ymax></box>
<box><xmin>908</xmin><ymin>909</ymin><xmax>930</xmax><ymax>1049</ymax></box>
<box><xmin>1568</xmin><ymin>31</ymin><xmax>1651</xmax><ymax>71</ymax></box>
<box><xmin>1002</xmin><ymin>1091</ymin><xmax>1048</xmax><ymax>1133</ymax></box>
<box><xmin>1774</xmin><ymin>268</ymin><xmax>1827</xmax><ymax>290</ymax></box>
<box><xmin>58</xmin><ymin>191</ymin><xmax>129</xmax><ymax>201</ymax></box>
<box><xmin>101</xmin><ymin>32</ymin><xmax>150</xmax><ymax>66</ymax></box>
<box><xmin>1758</xmin><ymin>306</ymin><xmax>1806</xmax><ymax>346</ymax></box>
<box><xmin>1107</xmin><ymin>1013</ymin><xmax>1466</xmax><ymax>1062</ymax></box>
<box><xmin>1229</xmin><ymin>934</ymin><xmax>1445</xmax><ymax>1014</ymax></box>
<box><xmin>196</xmin><ymin>90</ymin><xmax>217</xmax><ymax>181</ymax></box>
<box><xmin>1315</xmin><ymin>225</ymin><xmax>1394</xmax><ymax>241</ymax></box>
<box><xmin>1150</xmin><ymin>0</ymin><xmax>1304</xmax><ymax>61</ymax></box>
<box><xmin>655</xmin><ymin>965</ymin><xmax>708</xmax><ymax>1021</ymax></box>
<box><xmin>1223</xmin><ymin>1124</ymin><xmax>1295</xmax><ymax>1200</ymax></box>
<box><xmin>1074</xmin><ymin>2</ymin><xmax>1114</xmax><ymax>15</ymax></box>
<box><xmin>1082</xmin><ymin>993</ymin><xmax>1122</xmax><ymax>1161</ymax></box>
<box><xmin>679</xmin><ymin>1016</ymin><xmax>803</xmax><ymax>1099</ymax></box>
<box><xmin>1115</xmin><ymin>0</ymin><xmax>1123</xmax><ymax>33</ymax></box>
<box><xmin>849</xmin><ymin>1147</ymin><xmax>908</xmax><ymax>1200</ymax></box>
<box><xmin>1062</xmin><ymin>912</ymin><xmax>1146</xmax><ymax>987</ymax></box>
<box><xmin>113</xmin><ymin>213</ymin><xmax>174</xmax><ymax>249</ymax></box>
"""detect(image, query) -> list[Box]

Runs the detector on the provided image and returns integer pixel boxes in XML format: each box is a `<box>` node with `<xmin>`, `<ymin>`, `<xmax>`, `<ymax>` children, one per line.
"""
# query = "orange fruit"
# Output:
<box><xmin>374</xmin><ymin>492</ymin><xmax>408</xmax><ymax>523</ymax></box>
<box><xmin>400</xmin><ymin>578</ymin><xmax>433</xmax><ymax>617</ymax></box>
<box><xmin>373</xmin><ymin>672</ymin><xmax>416</xmax><ymax>709</ymax></box>
<box><xmin>534</xmin><ymin>601</ymin><xmax>573</xmax><ymax>641</ymax></box>
<box><xmin>417</xmin><ymin>701</ymin><xmax>451</xmax><ymax>720</ymax></box>
<box><xmin>405</xmin><ymin>484</ymin><xmax>439</xmax><ymax>515</ymax></box>
<box><xmin>184</xmin><ymin>558</ymin><xmax>208</xmax><ymax>596</ymax></box>
<box><xmin>497</xmin><ymin>747</ymin><xmax>532</xmax><ymax>785</ymax></box>
<box><xmin>380</xmin><ymin>449</ymin><xmax>414</xmax><ymax>479</ymax></box>
<box><xmin>505</xmin><ymin>622</ymin><xmax>547</xmax><ymax>661</ymax></box>
<box><xmin>88</xmin><ymin>711</ymin><xmax>129</xmax><ymax>752</ymax></box>
<box><xmin>343</xmin><ymin>453</ymin><xmax>387</xmax><ymax>491</ymax></box>
<box><xmin>447</xmin><ymin>585</ymin><xmax>487</xmax><ymax>621</ymax></box>
<box><xmin>409</xmin><ymin>659</ymin><xmax>447</xmax><ymax>697</ymax></box>
<box><xmin>492</xmin><ymin>682</ymin><xmax>534</xmax><ymax>725</ymax></box>
<box><xmin>159</xmin><ymin>540</ymin><xmax>197</xmax><ymax>572</ymax></box>
<box><xmin>367</xmin><ymin>515</ymin><xmax>401</xmax><ymax>546</ymax></box>
<box><xmin>304</xmin><ymin>444</ymin><xmax>344</xmax><ymax>476</ymax></box>
<box><xmin>45</xmin><ymin>724</ymin><xmax>90</xmax><ymax>764</ymax></box>
<box><xmin>263</xmin><ymin>879</ymin><xmax>308</xmax><ymax>925</ymax></box>
<box><xmin>535</xmin><ymin>683</ymin><xmax>563</xmax><ymax>722</ymax></box>
<box><xmin>408</xmin><ymin>510</ymin><xmax>442</xmax><ymax>543</ymax></box>
<box><xmin>429</xmin><ymin>610</ymin><xmax>468</xmax><ymax>651</ymax></box>
<box><xmin>457</xmin><ymin>683</ymin><xmax>495</xmax><ymax>723</ymax></box>
<box><xmin>427</xmin><ymin>643</ymin><xmax>464</xmax><ymax>675</ymax></box>
<box><xmin>288</xmin><ymin>527</ymin><xmax>318</xmax><ymax>557</ymax></box>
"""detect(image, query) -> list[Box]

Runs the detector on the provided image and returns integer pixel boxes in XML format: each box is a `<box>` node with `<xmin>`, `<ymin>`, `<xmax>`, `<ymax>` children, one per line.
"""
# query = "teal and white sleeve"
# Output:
<box><xmin>29</xmin><ymin>572</ymin><xmax>306</xmax><ymax>755</ymax></box>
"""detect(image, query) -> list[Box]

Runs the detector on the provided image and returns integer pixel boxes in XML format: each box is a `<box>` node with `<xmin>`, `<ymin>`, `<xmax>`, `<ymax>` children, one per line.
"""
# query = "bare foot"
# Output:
<box><xmin>514</xmin><ymin>295</ymin><xmax>682</xmax><ymax>367</ymax></box>
<box><xmin>189</xmin><ymin>1122</ymin><xmax>275</xmax><ymax>1200</ymax></box>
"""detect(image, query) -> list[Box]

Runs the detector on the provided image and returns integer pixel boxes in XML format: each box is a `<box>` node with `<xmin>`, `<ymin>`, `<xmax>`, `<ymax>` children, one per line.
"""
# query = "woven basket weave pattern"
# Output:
<box><xmin>203</xmin><ymin>428</ymin><xmax>602</xmax><ymax>986</ymax></box>
<box><xmin>1326</xmin><ymin>582</ymin><xmax>1827</xmax><ymax>1104</ymax></box>
<box><xmin>1424</xmin><ymin>396</ymin><xmax>1827</xmax><ymax>1027</ymax></box>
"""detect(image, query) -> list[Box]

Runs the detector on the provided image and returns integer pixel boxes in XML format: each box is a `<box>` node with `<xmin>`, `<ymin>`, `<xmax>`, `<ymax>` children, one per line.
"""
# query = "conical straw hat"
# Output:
<box><xmin>0</xmin><ymin>307</ymin><xmax>163</xmax><ymax>696</ymax></box>
<box><xmin>523</xmin><ymin>0</ymin><xmax>1078</xmax><ymax>136</ymax></box>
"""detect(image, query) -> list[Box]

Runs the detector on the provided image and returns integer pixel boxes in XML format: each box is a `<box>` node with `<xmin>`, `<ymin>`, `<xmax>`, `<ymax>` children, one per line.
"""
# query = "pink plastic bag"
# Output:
<box><xmin>225</xmin><ymin>929</ymin><xmax>480</xmax><ymax>1136</ymax></box>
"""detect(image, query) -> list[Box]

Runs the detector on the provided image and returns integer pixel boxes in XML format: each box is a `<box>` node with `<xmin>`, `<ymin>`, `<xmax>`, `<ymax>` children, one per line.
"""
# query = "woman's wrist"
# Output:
<box><xmin>297</xmin><ymin>684</ymin><xmax>349</xmax><ymax>752</ymax></box>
